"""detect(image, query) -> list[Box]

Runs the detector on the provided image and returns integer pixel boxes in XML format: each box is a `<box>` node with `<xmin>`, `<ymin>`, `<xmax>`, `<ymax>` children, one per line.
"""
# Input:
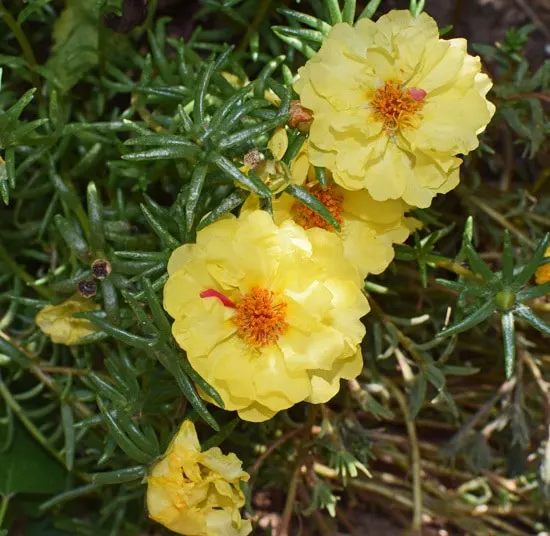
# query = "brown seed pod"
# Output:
<box><xmin>91</xmin><ymin>259</ymin><xmax>112</xmax><ymax>280</ymax></box>
<box><xmin>78</xmin><ymin>280</ymin><xmax>97</xmax><ymax>299</ymax></box>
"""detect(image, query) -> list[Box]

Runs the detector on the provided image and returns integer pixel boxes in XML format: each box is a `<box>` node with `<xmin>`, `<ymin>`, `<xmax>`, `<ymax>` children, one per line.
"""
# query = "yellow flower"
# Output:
<box><xmin>243</xmin><ymin>140</ymin><xmax>417</xmax><ymax>279</ymax></box>
<box><xmin>35</xmin><ymin>299</ymin><xmax>99</xmax><ymax>345</ymax></box>
<box><xmin>147</xmin><ymin>420</ymin><xmax>251</xmax><ymax>536</ymax></box>
<box><xmin>535</xmin><ymin>247</ymin><xmax>550</xmax><ymax>285</ymax></box>
<box><xmin>163</xmin><ymin>210</ymin><xmax>370</xmax><ymax>422</ymax></box>
<box><xmin>294</xmin><ymin>10</ymin><xmax>495</xmax><ymax>208</ymax></box>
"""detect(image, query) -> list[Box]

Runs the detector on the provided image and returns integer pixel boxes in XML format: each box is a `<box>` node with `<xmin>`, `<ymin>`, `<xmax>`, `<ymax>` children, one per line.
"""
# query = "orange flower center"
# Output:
<box><xmin>233</xmin><ymin>287</ymin><xmax>288</xmax><ymax>347</ymax></box>
<box><xmin>292</xmin><ymin>184</ymin><xmax>344</xmax><ymax>232</ymax></box>
<box><xmin>370</xmin><ymin>81</ymin><xmax>426</xmax><ymax>134</ymax></box>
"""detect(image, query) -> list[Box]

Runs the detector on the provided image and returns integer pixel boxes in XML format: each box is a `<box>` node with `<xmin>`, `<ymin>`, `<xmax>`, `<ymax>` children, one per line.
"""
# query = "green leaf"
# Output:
<box><xmin>513</xmin><ymin>234</ymin><xmax>550</xmax><ymax>290</ymax></box>
<box><xmin>185</xmin><ymin>163</ymin><xmax>208</xmax><ymax>232</ymax></box>
<box><xmin>86</xmin><ymin>182</ymin><xmax>105</xmax><ymax>253</ymax></box>
<box><xmin>0</xmin><ymin>157</ymin><xmax>8</xmax><ymax>205</ymax></box>
<box><xmin>501</xmin><ymin>230</ymin><xmax>514</xmax><ymax>285</ymax></box>
<box><xmin>197</xmin><ymin>190</ymin><xmax>249</xmax><ymax>231</ymax></box>
<box><xmin>441</xmin><ymin>365</ymin><xmax>480</xmax><ymax>376</ymax></box>
<box><xmin>0</xmin><ymin>421</ymin><xmax>67</xmax><ymax>495</ymax></box>
<box><xmin>465</xmin><ymin>243</ymin><xmax>497</xmax><ymax>283</ymax></box>
<box><xmin>96</xmin><ymin>398</ymin><xmax>152</xmax><ymax>464</ymax></box>
<box><xmin>270</xmin><ymin>26</ymin><xmax>326</xmax><ymax>46</ymax></box>
<box><xmin>515</xmin><ymin>304</ymin><xmax>550</xmax><ymax>337</ymax></box>
<box><xmin>501</xmin><ymin>311</ymin><xmax>516</xmax><ymax>379</ymax></box>
<box><xmin>272</xmin><ymin>28</ymin><xmax>317</xmax><ymax>59</ymax></box>
<box><xmin>315</xmin><ymin>166</ymin><xmax>328</xmax><ymax>188</ymax></box>
<box><xmin>152</xmin><ymin>347</ymin><xmax>219</xmax><ymax>431</ymax></box>
<box><xmin>437</xmin><ymin>300</ymin><xmax>494</xmax><ymax>338</ymax></box>
<box><xmin>60</xmin><ymin>404</ymin><xmax>75</xmax><ymax>471</ymax></box>
<box><xmin>426</xmin><ymin>365</ymin><xmax>446</xmax><ymax>391</ymax></box>
<box><xmin>517</xmin><ymin>281</ymin><xmax>550</xmax><ymax>301</ymax></box>
<box><xmin>45</xmin><ymin>0</ymin><xmax>100</xmax><ymax>92</ymax></box>
<box><xmin>79</xmin><ymin>311</ymin><xmax>156</xmax><ymax>348</ymax></box>
<box><xmin>122</xmin><ymin>145</ymin><xmax>201</xmax><ymax>161</ymax></box>
<box><xmin>277</xmin><ymin>8</ymin><xmax>332</xmax><ymax>34</ymax></box>
<box><xmin>342</xmin><ymin>0</ymin><xmax>357</xmax><ymax>23</ymax></box>
<box><xmin>201</xmin><ymin>419</ymin><xmax>239</xmax><ymax>450</ymax></box>
<box><xmin>325</xmin><ymin>0</ymin><xmax>342</xmax><ymax>24</ymax></box>
<box><xmin>140</xmin><ymin>204</ymin><xmax>180</xmax><ymax>250</ymax></box>
<box><xmin>409</xmin><ymin>373</ymin><xmax>427</xmax><ymax>419</ymax></box>
<box><xmin>358</xmin><ymin>0</ymin><xmax>382</xmax><ymax>19</ymax></box>
<box><xmin>209</xmin><ymin>153</ymin><xmax>271</xmax><ymax>198</ymax></box>
<box><xmin>89</xmin><ymin>466</ymin><xmax>145</xmax><ymax>485</ymax></box>
<box><xmin>285</xmin><ymin>184</ymin><xmax>341</xmax><ymax>231</ymax></box>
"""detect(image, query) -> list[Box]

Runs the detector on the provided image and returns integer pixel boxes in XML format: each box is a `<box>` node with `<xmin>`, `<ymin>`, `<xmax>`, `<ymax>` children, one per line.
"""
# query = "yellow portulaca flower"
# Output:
<box><xmin>294</xmin><ymin>10</ymin><xmax>495</xmax><ymax>208</ymax></box>
<box><xmin>535</xmin><ymin>247</ymin><xmax>550</xmax><ymax>285</ymax></box>
<box><xmin>35</xmin><ymin>299</ymin><xmax>99</xmax><ymax>345</ymax></box>
<box><xmin>244</xmin><ymin>140</ymin><xmax>418</xmax><ymax>279</ymax></box>
<box><xmin>163</xmin><ymin>210</ymin><xmax>370</xmax><ymax>422</ymax></box>
<box><xmin>147</xmin><ymin>420</ymin><xmax>251</xmax><ymax>536</ymax></box>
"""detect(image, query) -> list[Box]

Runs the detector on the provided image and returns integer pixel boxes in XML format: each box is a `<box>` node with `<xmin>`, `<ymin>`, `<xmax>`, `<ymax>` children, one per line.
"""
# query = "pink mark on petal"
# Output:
<box><xmin>409</xmin><ymin>88</ymin><xmax>427</xmax><ymax>102</ymax></box>
<box><xmin>200</xmin><ymin>289</ymin><xmax>237</xmax><ymax>308</ymax></box>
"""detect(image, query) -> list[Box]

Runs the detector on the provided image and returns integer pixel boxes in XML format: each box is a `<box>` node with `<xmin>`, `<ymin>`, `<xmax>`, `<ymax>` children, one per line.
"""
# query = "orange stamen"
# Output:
<box><xmin>233</xmin><ymin>288</ymin><xmax>287</xmax><ymax>347</ymax></box>
<box><xmin>292</xmin><ymin>184</ymin><xmax>344</xmax><ymax>232</ymax></box>
<box><xmin>370</xmin><ymin>81</ymin><xmax>426</xmax><ymax>134</ymax></box>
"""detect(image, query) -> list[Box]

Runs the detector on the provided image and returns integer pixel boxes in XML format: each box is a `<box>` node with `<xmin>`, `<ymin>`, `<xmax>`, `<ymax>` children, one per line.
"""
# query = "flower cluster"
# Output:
<box><xmin>162</xmin><ymin>10</ymin><xmax>494</xmax><ymax>426</ymax></box>
<box><xmin>147</xmin><ymin>421</ymin><xmax>251</xmax><ymax>536</ymax></box>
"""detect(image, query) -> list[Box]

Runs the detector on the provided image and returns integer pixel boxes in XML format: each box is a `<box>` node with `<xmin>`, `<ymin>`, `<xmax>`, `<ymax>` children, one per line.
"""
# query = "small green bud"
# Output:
<box><xmin>496</xmin><ymin>290</ymin><xmax>515</xmax><ymax>311</ymax></box>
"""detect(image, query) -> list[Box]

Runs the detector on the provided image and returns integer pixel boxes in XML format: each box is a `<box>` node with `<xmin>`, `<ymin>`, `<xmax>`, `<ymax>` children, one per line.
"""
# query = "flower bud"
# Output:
<box><xmin>288</xmin><ymin>100</ymin><xmax>313</xmax><ymax>132</ymax></box>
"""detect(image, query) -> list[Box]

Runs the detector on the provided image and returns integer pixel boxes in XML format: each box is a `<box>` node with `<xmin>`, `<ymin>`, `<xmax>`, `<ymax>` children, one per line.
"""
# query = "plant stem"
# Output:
<box><xmin>0</xmin><ymin>376</ymin><xmax>66</xmax><ymax>468</ymax></box>
<box><xmin>466</xmin><ymin>194</ymin><xmax>536</xmax><ymax>248</ymax></box>
<box><xmin>0</xmin><ymin>239</ymin><xmax>52</xmax><ymax>299</ymax></box>
<box><xmin>0</xmin><ymin>493</ymin><xmax>9</xmax><ymax>529</ymax></box>
<box><xmin>278</xmin><ymin>405</ymin><xmax>317</xmax><ymax>536</ymax></box>
<box><xmin>0</xmin><ymin>2</ymin><xmax>41</xmax><ymax>92</ymax></box>
<box><xmin>386</xmin><ymin>379</ymin><xmax>423</xmax><ymax>531</ymax></box>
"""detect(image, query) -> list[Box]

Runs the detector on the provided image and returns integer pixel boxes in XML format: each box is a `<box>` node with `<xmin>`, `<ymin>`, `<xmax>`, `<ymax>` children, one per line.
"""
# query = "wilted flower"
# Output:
<box><xmin>294</xmin><ymin>10</ymin><xmax>495</xmax><ymax>207</ymax></box>
<box><xmin>243</xmin><ymin>140</ymin><xmax>417</xmax><ymax>279</ymax></box>
<box><xmin>35</xmin><ymin>299</ymin><xmax>99</xmax><ymax>345</ymax></box>
<box><xmin>147</xmin><ymin>420</ymin><xmax>251</xmax><ymax>536</ymax></box>
<box><xmin>163</xmin><ymin>210</ymin><xmax>370</xmax><ymax>422</ymax></box>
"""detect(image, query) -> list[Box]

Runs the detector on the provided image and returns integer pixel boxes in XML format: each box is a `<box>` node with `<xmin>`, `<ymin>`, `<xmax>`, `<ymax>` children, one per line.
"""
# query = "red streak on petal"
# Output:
<box><xmin>408</xmin><ymin>88</ymin><xmax>427</xmax><ymax>102</ymax></box>
<box><xmin>200</xmin><ymin>289</ymin><xmax>237</xmax><ymax>308</ymax></box>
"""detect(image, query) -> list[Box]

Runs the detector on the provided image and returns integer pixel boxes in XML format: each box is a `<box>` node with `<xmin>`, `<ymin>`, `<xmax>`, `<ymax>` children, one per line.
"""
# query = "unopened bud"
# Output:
<box><xmin>288</xmin><ymin>100</ymin><xmax>313</xmax><ymax>132</ymax></box>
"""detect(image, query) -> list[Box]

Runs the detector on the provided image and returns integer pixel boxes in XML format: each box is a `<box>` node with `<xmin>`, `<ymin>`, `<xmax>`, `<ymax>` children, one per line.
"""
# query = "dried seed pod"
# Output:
<box><xmin>91</xmin><ymin>259</ymin><xmax>112</xmax><ymax>280</ymax></box>
<box><xmin>78</xmin><ymin>280</ymin><xmax>97</xmax><ymax>299</ymax></box>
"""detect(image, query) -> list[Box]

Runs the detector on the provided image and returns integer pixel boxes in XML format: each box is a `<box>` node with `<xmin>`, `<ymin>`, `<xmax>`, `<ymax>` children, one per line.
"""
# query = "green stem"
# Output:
<box><xmin>0</xmin><ymin>239</ymin><xmax>51</xmax><ymax>299</ymax></box>
<box><xmin>0</xmin><ymin>493</ymin><xmax>9</xmax><ymax>528</ymax></box>
<box><xmin>0</xmin><ymin>376</ymin><xmax>66</xmax><ymax>468</ymax></box>
<box><xmin>386</xmin><ymin>380</ymin><xmax>423</xmax><ymax>531</ymax></box>
<box><xmin>0</xmin><ymin>2</ymin><xmax>41</xmax><ymax>92</ymax></box>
